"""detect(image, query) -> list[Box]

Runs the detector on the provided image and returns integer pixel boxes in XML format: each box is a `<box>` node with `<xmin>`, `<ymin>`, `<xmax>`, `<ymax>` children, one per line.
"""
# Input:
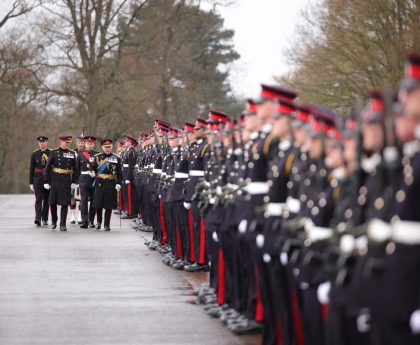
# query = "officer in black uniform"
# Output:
<box><xmin>44</xmin><ymin>135</ymin><xmax>78</xmax><ymax>231</ymax></box>
<box><xmin>92</xmin><ymin>139</ymin><xmax>123</xmax><ymax>231</ymax></box>
<box><xmin>29</xmin><ymin>136</ymin><xmax>51</xmax><ymax>226</ymax></box>
<box><xmin>122</xmin><ymin>136</ymin><xmax>139</xmax><ymax>219</ymax></box>
<box><xmin>76</xmin><ymin>135</ymin><xmax>98</xmax><ymax>228</ymax></box>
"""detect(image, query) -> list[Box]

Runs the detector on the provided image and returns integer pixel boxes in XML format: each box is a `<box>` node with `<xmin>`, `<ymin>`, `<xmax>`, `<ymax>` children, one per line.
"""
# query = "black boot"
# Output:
<box><xmin>80</xmin><ymin>221</ymin><xmax>88</xmax><ymax>229</ymax></box>
<box><xmin>89</xmin><ymin>222</ymin><xmax>95</xmax><ymax>228</ymax></box>
<box><xmin>104</xmin><ymin>226</ymin><xmax>111</xmax><ymax>231</ymax></box>
<box><xmin>34</xmin><ymin>219</ymin><xmax>41</xmax><ymax>226</ymax></box>
<box><xmin>60</xmin><ymin>225</ymin><xmax>67</xmax><ymax>231</ymax></box>
<box><xmin>50</xmin><ymin>204</ymin><xmax>58</xmax><ymax>229</ymax></box>
<box><xmin>96</xmin><ymin>223</ymin><xmax>101</xmax><ymax>230</ymax></box>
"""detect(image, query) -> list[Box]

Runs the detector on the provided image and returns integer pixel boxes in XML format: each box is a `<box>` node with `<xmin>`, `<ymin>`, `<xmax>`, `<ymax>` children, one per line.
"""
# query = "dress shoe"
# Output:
<box><xmin>60</xmin><ymin>225</ymin><xmax>67</xmax><ymax>231</ymax></box>
<box><xmin>89</xmin><ymin>222</ymin><xmax>95</xmax><ymax>228</ymax></box>
<box><xmin>113</xmin><ymin>210</ymin><xmax>121</xmax><ymax>215</ymax></box>
<box><xmin>34</xmin><ymin>219</ymin><xmax>41</xmax><ymax>226</ymax></box>
<box><xmin>228</xmin><ymin>319</ymin><xmax>263</xmax><ymax>335</ymax></box>
<box><xmin>207</xmin><ymin>306</ymin><xmax>222</xmax><ymax>318</ymax></box>
<box><xmin>184</xmin><ymin>262</ymin><xmax>209</xmax><ymax>272</ymax></box>
<box><xmin>172</xmin><ymin>260</ymin><xmax>185</xmax><ymax>270</ymax></box>
<box><xmin>95</xmin><ymin>223</ymin><xmax>101</xmax><ymax>230</ymax></box>
<box><xmin>70</xmin><ymin>220</ymin><xmax>76</xmax><ymax>224</ymax></box>
<box><xmin>42</xmin><ymin>220</ymin><xmax>48</xmax><ymax>226</ymax></box>
<box><xmin>51</xmin><ymin>223</ymin><xmax>57</xmax><ymax>230</ymax></box>
<box><xmin>80</xmin><ymin>222</ymin><xmax>88</xmax><ymax>229</ymax></box>
<box><xmin>104</xmin><ymin>226</ymin><xmax>111</xmax><ymax>231</ymax></box>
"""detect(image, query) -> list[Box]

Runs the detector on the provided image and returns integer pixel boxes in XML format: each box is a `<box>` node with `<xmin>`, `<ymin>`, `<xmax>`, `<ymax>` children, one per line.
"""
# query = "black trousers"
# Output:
<box><xmin>96</xmin><ymin>208</ymin><xmax>112</xmax><ymax>227</ymax></box>
<box><xmin>34</xmin><ymin>187</ymin><xmax>49</xmax><ymax>221</ymax></box>
<box><xmin>80</xmin><ymin>187</ymin><xmax>95</xmax><ymax>223</ymax></box>
<box><xmin>50</xmin><ymin>205</ymin><xmax>68</xmax><ymax>226</ymax></box>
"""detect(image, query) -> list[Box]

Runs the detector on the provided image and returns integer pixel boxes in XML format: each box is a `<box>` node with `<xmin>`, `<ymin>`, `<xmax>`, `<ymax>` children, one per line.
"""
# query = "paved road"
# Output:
<box><xmin>0</xmin><ymin>195</ymin><xmax>258</xmax><ymax>345</ymax></box>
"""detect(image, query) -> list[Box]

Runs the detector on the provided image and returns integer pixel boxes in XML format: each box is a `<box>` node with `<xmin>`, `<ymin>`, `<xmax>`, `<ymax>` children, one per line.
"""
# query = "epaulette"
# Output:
<box><xmin>94</xmin><ymin>152</ymin><xmax>102</xmax><ymax>157</ymax></box>
<box><xmin>32</xmin><ymin>148</ymin><xmax>40</xmax><ymax>153</ymax></box>
<box><xmin>113</xmin><ymin>153</ymin><xmax>121</xmax><ymax>158</ymax></box>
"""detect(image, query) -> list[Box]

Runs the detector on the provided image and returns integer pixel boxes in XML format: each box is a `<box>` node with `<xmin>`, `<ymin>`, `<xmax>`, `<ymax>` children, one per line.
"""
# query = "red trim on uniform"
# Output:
<box><xmin>187</xmin><ymin>209</ymin><xmax>196</xmax><ymax>262</ymax></box>
<box><xmin>290</xmin><ymin>288</ymin><xmax>304</xmax><ymax>345</ymax></box>
<box><xmin>276</xmin><ymin>319</ymin><xmax>284</xmax><ymax>345</ymax></box>
<box><xmin>254</xmin><ymin>265</ymin><xmax>264</xmax><ymax>322</ymax></box>
<box><xmin>217</xmin><ymin>248</ymin><xmax>225</xmax><ymax>305</ymax></box>
<box><xmin>35</xmin><ymin>168</ymin><xmax>45</xmax><ymax>173</ymax></box>
<box><xmin>321</xmin><ymin>303</ymin><xmax>328</xmax><ymax>322</ymax></box>
<box><xmin>199</xmin><ymin>218</ymin><xmax>206</xmax><ymax>265</ymax></box>
<box><xmin>118</xmin><ymin>192</ymin><xmax>122</xmax><ymax>211</ymax></box>
<box><xmin>34</xmin><ymin>188</ymin><xmax>37</xmax><ymax>216</ymax></box>
<box><xmin>159</xmin><ymin>199</ymin><xmax>167</xmax><ymax>245</ymax></box>
<box><xmin>127</xmin><ymin>183</ymin><xmax>132</xmax><ymax>216</ymax></box>
<box><xmin>176</xmin><ymin>225</ymin><xmax>182</xmax><ymax>259</ymax></box>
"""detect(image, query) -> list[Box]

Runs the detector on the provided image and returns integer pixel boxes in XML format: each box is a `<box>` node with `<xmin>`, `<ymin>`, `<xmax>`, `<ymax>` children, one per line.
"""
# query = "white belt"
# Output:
<box><xmin>135</xmin><ymin>164</ymin><xmax>139</xmax><ymax>168</ymax></box>
<box><xmin>153</xmin><ymin>168</ymin><xmax>162</xmax><ymax>174</ymax></box>
<box><xmin>286</xmin><ymin>197</ymin><xmax>301</xmax><ymax>213</ymax></box>
<box><xmin>265</xmin><ymin>203</ymin><xmax>286</xmax><ymax>216</ymax></box>
<box><xmin>189</xmin><ymin>170</ymin><xmax>205</xmax><ymax>177</ymax></box>
<box><xmin>244</xmin><ymin>182</ymin><xmax>269</xmax><ymax>195</ymax></box>
<box><xmin>81</xmin><ymin>171</ymin><xmax>91</xmax><ymax>175</ymax></box>
<box><xmin>367</xmin><ymin>218</ymin><xmax>392</xmax><ymax>242</ymax></box>
<box><xmin>175</xmin><ymin>172</ymin><xmax>189</xmax><ymax>179</ymax></box>
<box><xmin>307</xmin><ymin>226</ymin><xmax>333</xmax><ymax>242</ymax></box>
<box><xmin>123</xmin><ymin>164</ymin><xmax>129</xmax><ymax>167</ymax></box>
<box><xmin>392</xmin><ymin>220</ymin><xmax>420</xmax><ymax>244</ymax></box>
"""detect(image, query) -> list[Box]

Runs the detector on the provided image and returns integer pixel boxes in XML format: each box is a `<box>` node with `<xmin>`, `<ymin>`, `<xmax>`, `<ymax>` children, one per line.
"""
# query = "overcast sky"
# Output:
<box><xmin>216</xmin><ymin>0</ymin><xmax>309</xmax><ymax>98</ymax></box>
<box><xmin>0</xmin><ymin>0</ymin><xmax>310</xmax><ymax>98</ymax></box>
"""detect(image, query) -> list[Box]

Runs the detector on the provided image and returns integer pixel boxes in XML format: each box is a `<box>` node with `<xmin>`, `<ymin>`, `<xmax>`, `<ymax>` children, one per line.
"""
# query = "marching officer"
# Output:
<box><xmin>29</xmin><ymin>136</ymin><xmax>51</xmax><ymax>226</ymax></box>
<box><xmin>44</xmin><ymin>135</ymin><xmax>78</xmax><ymax>231</ymax></box>
<box><xmin>92</xmin><ymin>139</ymin><xmax>123</xmax><ymax>231</ymax></box>
<box><xmin>76</xmin><ymin>135</ymin><xmax>98</xmax><ymax>228</ymax></box>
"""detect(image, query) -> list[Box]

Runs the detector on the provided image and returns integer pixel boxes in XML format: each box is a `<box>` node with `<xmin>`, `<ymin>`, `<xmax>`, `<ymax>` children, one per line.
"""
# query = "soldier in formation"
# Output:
<box><xmin>130</xmin><ymin>51</ymin><xmax>420</xmax><ymax>345</ymax></box>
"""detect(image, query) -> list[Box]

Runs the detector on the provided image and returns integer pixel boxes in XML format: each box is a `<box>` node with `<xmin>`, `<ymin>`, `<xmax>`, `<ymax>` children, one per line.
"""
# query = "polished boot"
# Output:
<box><xmin>34</xmin><ymin>219</ymin><xmax>41</xmax><ymax>226</ymax></box>
<box><xmin>80</xmin><ymin>221</ymin><xmax>88</xmax><ymax>229</ymax></box>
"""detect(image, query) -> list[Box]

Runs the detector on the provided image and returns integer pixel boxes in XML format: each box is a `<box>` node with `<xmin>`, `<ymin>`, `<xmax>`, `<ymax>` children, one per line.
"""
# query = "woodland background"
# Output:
<box><xmin>1</xmin><ymin>0</ymin><xmax>419</xmax><ymax>193</ymax></box>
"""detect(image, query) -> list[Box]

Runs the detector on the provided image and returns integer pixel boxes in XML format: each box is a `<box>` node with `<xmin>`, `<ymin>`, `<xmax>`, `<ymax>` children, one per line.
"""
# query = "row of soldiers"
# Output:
<box><xmin>125</xmin><ymin>52</ymin><xmax>420</xmax><ymax>345</ymax></box>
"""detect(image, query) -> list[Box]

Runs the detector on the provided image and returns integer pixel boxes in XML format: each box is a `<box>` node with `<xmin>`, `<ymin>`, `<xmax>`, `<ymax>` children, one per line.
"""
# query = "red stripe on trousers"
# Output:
<box><xmin>276</xmin><ymin>319</ymin><xmax>284</xmax><ymax>345</ymax></box>
<box><xmin>34</xmin><ymin>189</ymin><xmax>37</xmax><ymax>214</ymax></box>
<box><xmin>187</xmin><ymin>209</ymin><xmax>196</xmax><ymax>262</ymax></box>
<box><xmin>254</xmin><ymin>265</ymin><xmax>264</xmax><ymax>322</ymax></box>
<box><xmin>176</xmin><ymin>226</ymin><xmax>182</xmax><ymax>259</ymax></box>
<box><xmin>127</xmin><ymin>183</ymin><xmax>132</xmax><ymax>216</ymax></box>
<box><xmin>291</xmin><ymin>288</ymin><xmax>304</xmax><ymax>345</ymax></box>
<box><xmin>217</xmin><ymin>248</ymin><xmax>225</xmax><ymax>305</ymax></box>
<box><xmin>159</xmin><ymin>200</ymin><xmax>167</xmax><ymax>245</ymax></box>
<box><xmin>321</xmin><ymin>303</ymin><xmax>328</xmax><ymax>321</ymax></box>
<box><xmin>118</xmin><ymin>192</ymin><xmax>122</xmax><ymax>210</ymax></box>
<box><xmin>199</xmin><ymin>218</ymin><xmax>206</xmax><ymax>264</ymax></box>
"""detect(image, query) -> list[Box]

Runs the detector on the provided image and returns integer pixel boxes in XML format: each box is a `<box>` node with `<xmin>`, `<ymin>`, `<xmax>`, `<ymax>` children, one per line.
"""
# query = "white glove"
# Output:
<box><xmin>410</xmin><ymin>309</ymin><xmax>420</xmax><ymax>334</ymax></box>
<box><xmin>88</xmin><ymin>171</ymin><xmax>95</xmax><ymax>178</ymax></box>
<box><xmin>115</xmin><ymin>184</ymin><xmax>121</xmax><ymax>192</ymax></box>
<box><xmin>317</xmin><ymin>281</ymin><xmax>331</xmax><ymax>304</ymax></box>
<box><xmin>30</xmin><ymin>184</ymin><xmax>34</xmax><ymax>192</ymax></box>
<box><xmin>71</xmin><ymin>183</ymin><xmax>77</xmax><ymax>190</ymax></box>
<box><xmin>125</xmin><ymin>180</ymin><xmax>131</xmax><ymax>184</ymax></box>
<box><xmin>357</xmin><ymin>310</ymin><xmax>371</xmax><ymax>333</ymax></box>
<box><xmin>43</xmin><ymin>184</ymin><xmax>50</xmax><ymax>190</ymax></box>
<box><xmin>183</xmin><ymin>202</ymin><xmax>191</xmax><ymax>210</ymax></box>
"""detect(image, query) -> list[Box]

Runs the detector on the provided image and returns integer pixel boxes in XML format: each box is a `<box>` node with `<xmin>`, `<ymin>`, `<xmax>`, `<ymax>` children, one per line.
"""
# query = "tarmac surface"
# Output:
<box><xmin>0</xmin><ymin>195</ymin><xmax>259</xmax><ymax>345</ymax></box>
